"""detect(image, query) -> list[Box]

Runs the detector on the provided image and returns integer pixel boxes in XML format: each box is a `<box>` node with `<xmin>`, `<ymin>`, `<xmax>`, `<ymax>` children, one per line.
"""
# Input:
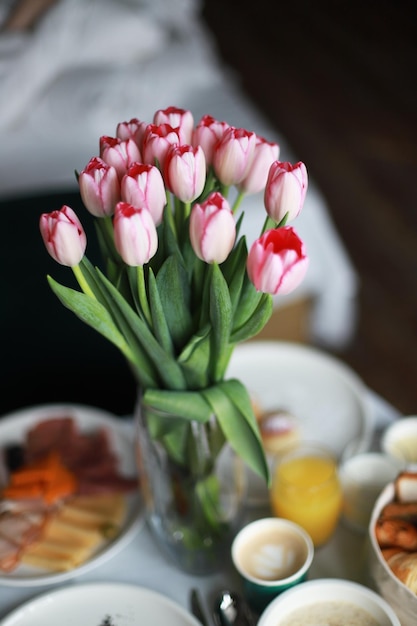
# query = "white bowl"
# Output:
<box><xmin>257</xmin><ymin>578</ymin><xmax>400</xmax><ymax>626</ymax></box>
<box><xmin>381</xmin><ymin>417</ymin><xmax>417</xmax><ymax>465</ymax></box>
<box><xmin>369</xmin><ymin>482</ymin><xmax>417</xmax><ymax>626</ymax></box>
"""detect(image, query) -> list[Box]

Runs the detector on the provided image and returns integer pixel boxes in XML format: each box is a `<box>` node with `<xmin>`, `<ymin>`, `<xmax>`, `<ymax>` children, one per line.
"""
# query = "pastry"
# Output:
<box><xmin>258</xmin><ymin>409</ymin><xmax>300</xmax><ymax>455</ymax></box>
<box><xmin>375</xmin><ymin>517</ymin><xmax>417</xmax><ymax>551</ymax></box>
<box><xmin>386</xmin><ymin>550</ymin><xmax>417</xmax><ymax>593</ymax></box>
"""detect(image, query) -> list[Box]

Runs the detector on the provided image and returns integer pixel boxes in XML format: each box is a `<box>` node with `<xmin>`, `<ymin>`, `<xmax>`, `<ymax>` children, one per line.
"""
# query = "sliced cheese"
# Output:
<box><xmin>44</xmin><ymin>517</ymin><xmax>103</xmax><ymax>548</ymax></box>
<box><xmin>21</xmin><ymin>538</ymin><xmax>93</xmax><ymax>570</ymax></box>
<box><xmin>70</xmin><ymin>493</ymin><xmax>126</xmax><ymax>520</ymax></box>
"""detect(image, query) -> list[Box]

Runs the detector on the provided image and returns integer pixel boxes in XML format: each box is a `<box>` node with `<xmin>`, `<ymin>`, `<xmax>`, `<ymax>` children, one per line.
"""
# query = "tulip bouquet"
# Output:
<box><xmin>40</xmin><ymin>106</ymin><xmax>308</xmax><ymax>567</ymax></box>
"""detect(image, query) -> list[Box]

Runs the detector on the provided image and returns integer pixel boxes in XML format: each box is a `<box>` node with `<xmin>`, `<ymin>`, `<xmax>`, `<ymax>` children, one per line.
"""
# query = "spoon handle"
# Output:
<box><xmin>190</xmin><ymin>588</ymin><xmax>210</xmax><ymax>626</ymax></box>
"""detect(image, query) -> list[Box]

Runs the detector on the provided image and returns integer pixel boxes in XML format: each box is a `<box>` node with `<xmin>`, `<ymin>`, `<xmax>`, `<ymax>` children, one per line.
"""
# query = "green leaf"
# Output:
<box><xmin>47</xmin><ymin>276</ymin><xmax>131</xmax><ymax>361</ymax></box>
<box><xmin>48</xmin><ymin>276</ymin><xmax>158</xmax><ymax>387</ymax></box>
<box><xmin>178</xmin><ymin>325</ymin><xmax>211</xmax><ymax>389</ymax></box>
<box><xmin>223</xmin><ymin>240</ymin><xmax>248</xmax><ymax>313</ymax></box>
<box><xmin>156</xmin><ymin>255</ymin><xmax>193</xmax><ymax>349</ymax></box>
<box><xmin>231</xmin><ymin>293</ymin><xmax>273</xmax><ymax>343</ymax></box>
<box><xmin>95</xmin><ymin>269</ymin><xmax>187</xmax><ymax>390</ymax></box>
<box><xmin>147</xmin><ymin>269</ymin><xmax>175</xmax><ymax>356</ymax></box>
<box><xmin>202</xmin><ymin>382</ymin><xmax>269</xmax><ymax>484</ymax></box>
<box><xmin>142</xmin><ymin>388</ymin><xmax>213</xmax><ymax>422</ymax></box>
<box><xmin>231</xmin><ymin>276</ymin><xmax>262</xmax><ymax>330</ymax></box>
<box><xmin>209</xmin><ymin>264</ymin><xmax>233</xmax><ymax>381</ymax></box>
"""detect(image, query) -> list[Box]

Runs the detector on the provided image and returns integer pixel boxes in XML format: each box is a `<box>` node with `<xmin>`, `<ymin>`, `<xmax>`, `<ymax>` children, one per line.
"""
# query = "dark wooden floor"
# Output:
<box><xmin>202</xmin><ymin>1</ymin><xmax>417</xmax><ymax>415</ymax></box>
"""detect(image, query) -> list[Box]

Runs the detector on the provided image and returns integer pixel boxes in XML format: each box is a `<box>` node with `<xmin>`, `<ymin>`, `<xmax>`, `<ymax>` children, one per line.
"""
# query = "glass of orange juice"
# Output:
<box><xmin>270</xmin><ymin>443</ymin><xmax>342</xmax><ymax>547</ymax></box>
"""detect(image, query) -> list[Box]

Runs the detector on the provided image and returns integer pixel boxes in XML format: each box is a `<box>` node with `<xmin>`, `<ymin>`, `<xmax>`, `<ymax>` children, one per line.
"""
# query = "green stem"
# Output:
<box><xmin>232</xmin><ymin>190</ymin><xmax>245</xmax><ymax>213</ymax></box>
<box><xmin>183</xmin><ymin>201</ymin><xmax>191</xmax><ymax>219</ymax></box>
<box><xmin>219</xmin><ymin>183</ymin><xmax>230</xmax><ymax>198</ymax></box>
<box><xmin>72</xmin><ymin>264</ymin><xmax>96</xmax><ymax>299</ymax></box>
<box><xmin>164</xmin><ymin>195</ymin><xmax>177</xmax><ymax>238</ymax></box>
<box><xmin>137</xmin><ymin>265</ymin><xmax>152</xmax><ymax>326</ymax></box>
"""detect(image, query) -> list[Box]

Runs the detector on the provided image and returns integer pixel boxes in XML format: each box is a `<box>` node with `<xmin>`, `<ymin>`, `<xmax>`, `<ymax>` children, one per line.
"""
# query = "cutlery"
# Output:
<box><xmin>190</xmin><ymin>587</ymin><xmax>210</xmax><ymax>626</ymax></box>
<box><xmin>213</xmin><ymin>589</ymin><xmax>255</xmax><ymax>626</ymax></box>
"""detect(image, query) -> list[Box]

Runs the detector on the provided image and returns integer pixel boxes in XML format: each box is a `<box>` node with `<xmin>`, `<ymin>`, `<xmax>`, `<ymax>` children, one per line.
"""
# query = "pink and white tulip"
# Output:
<box><xmin>39</xmin><ymin>205</ymin><xmax>86</xmax><ymax>267</ymax></box>
<box><xmin>238</xmin><ymin>135</ymin><xmax>280</xmax><ymax>194</ymax></box>
<box><xmin>116</xmin><ymin>117</ymin><xmax>147</xmax><ymax>149</ymax></box>
<box><xmin>189</xmin><ymin>192</ymin><xmax>236</xmax><ymax>263</ymax></box>
<box><xmin>247</xmin><ymin>226</ymin><xmax>308</xmax><ymax>295</ymax></box>
<box><xmin>212</xmin><ymin>126</ymin><xmax>257</xmax><ymax>186</ymax></box>
<box><xmin>192</xmin><ymin>115</ymin><xmax>229</xmax><ymax>166</ymax></box>
<box><xmin>153</xmin><ymin>106</ymin><xmax>194</xmax><ymax>144</ymax></box>
<box><xmin>78</xmin><ymin>157</ymin><xmax>120</xmax><ymax>218</ymax></box>
<box><xmin>264</xmin><ymin>161</ymin><xmax>308</xmax><ymax>223</ymax></box>
<box><xmin>113</xmin><ymin>202</ymin><xmax>158</xmax><ymax>266</ymax></box>
<box><xmin>142</xmin><ymin>123</ymin><xmax>181</xmax><ymax>169</ymax></box>
<box><xmin>164</xmin><ymin>144</ymin><xmax>206</xmax><ymax>203</ymax></box>
<box><xmin>99</xmin><ymin>136</ymin><xmax>141</xmax><ymax>180</ymax></box>
<box><xmin>121</xmin><ymin>163</ymin><xmax>166</xmax><ymax>225</ymax></box>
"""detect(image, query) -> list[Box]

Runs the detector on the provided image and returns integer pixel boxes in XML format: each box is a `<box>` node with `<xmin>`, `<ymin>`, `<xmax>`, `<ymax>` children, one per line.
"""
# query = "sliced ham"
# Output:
<box><xmin>0</xmin><ymin>535</ymin><xmax>21</xmax><ymax>572</ymax></box>
<box><xmin>23</xmin><ymin>417</ymin><xmax>136</xmax><ymax>496</ymax></box>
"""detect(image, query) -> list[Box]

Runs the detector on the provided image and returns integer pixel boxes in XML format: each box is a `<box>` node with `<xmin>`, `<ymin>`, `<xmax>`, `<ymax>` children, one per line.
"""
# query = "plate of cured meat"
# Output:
<box><xmin>0</xmin><ymin>404</ymin><xmax>143</xmax><ymax>586</ymax></box>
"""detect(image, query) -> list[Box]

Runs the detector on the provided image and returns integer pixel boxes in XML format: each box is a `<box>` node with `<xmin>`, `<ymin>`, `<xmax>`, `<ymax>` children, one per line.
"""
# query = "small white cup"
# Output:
<box><xmin>381</xmin><ymin>417</ymin><xmax>417</xmax><ymax>465</ymax></box>
<box><xmin>340</xmin><ymin>451</ymin><xmax>403</xmax><ymax>532</ymax></box>
<box><xmin>231</xmin><ymin>517</ymin><xmax>314</xmax><ymax>613</ymax></box>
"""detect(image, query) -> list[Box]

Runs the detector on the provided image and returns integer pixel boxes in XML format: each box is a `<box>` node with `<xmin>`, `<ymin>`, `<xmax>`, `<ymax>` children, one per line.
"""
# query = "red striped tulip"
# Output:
<box><xmin>164</xmin><ymin>144</ymin><xmax>206</xmax><ymax>203</ymax></box>
<box><xmin>39</xmin><ymin>205</ymin><xmax>86</xmax><ymax>267</ymax></box>
<box><xmin>238</xmin><ymin>135</ymin><xmax>280</xmax><ymax>194</ymax></box>
<box><xmin>212</xmin><ymin>126</ymin><xmax>256</xmax><ymax>186</ymax></box>
<box><xmin>79</xmin><ymin>157</ymin><xmax>120</xmax><ymax>217</ymax></box>
<box><xmin>113</xmin><ymin>202</ymin><xmax>158</xmax><ymax>266</ymax></box>
<box><xmin>99</xmin><ymin>136</ymin><xmax>141</xmax><ymax>180</ymax></box>
<box><xmin>247</xmin><ymin>226</ymin><xmax>308</xmax><ymax>295</ymax></box>
<box><xmin>189</xmin><ymin>192</ymin><xmax>236</xmax><ymax>263</ymax></box>
<box><xmin>192</xmin><ymin>115</ymin><xmax>229</xmax><ymax>166</ymax></box>
<box><xmin>121</xmin><ymin>163</ymin><xmax>166</xmax><ymax>226</ymax></box>
<box><xmin>264</xmin><ymin>161</ymin><xmax>308</xmax><ymax>223</ymax></box>
<box><xmin>142</xmin><ymin>123</ymin><xmax>181</xmax><ymax>169</ymax></box>
<box><xmin>153</xmin><ymin>106</ymin><xmax>194</xmax><ymax>144</ymax></box>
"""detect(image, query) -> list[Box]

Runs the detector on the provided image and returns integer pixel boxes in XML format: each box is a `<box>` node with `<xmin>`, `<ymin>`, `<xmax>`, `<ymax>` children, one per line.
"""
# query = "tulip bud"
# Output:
<box><xmin>192</xmin><ymin>115</ymin><xmax>229</xmax><ymax>166</ymax></box>
<box><xmin>113</xmin><ymin>202</ymin><xmax>158</xmax><ymax>266</ymax></box>
<box><xmin>99</xmin><ymin>136</ymin><xmax>141</xmax><ymax>180</ymax></box>
<box><xmin>78</xmin><ymin>157</ymin><xmax>120</xmax><ymax>217</ymax></box>
<box><xmin>153</xmin><ymin>106</ymin><xmax>194</xmax><ymax>144</ymax></box>
<box><xmin>238</xmin><ymin>135</ymin><xmax>280</xmax><ymax>195</ymax></box>
<box><xmin>212</xmin><ymin>126</ymin><xmax>256</xmax><ymax>186</ymax></box>
<box><xmin>247</xmin><ymin>226</ymin><xmax>308</xmax><ymax>295</ymax></box>
<box><xmin>116</xmin><ymin>117</ymin><xmax>147</xmax><ymax>149</ymax></box>
<box><xmin>189</xmin><ymin>192</ymin><xmax>236</xmax><ymax>263</ymax></box>
<box><xmin>164</xmin><ymin>144</ymin><xmax>206</xmax><ymax>203</ymax></box>
<box><xmin>264</xmin><ymin>161</ymin><xmax>308</xmax><ymax>223</ymax></box>
<box><xmin>142</xmin><ymin>123</ymin><xmax>181</xmax><ymax>170</ymax></box>
<box><xmin>121</xmin><ymin>163</ymin><xmax>166</xmax><ymax>226</ymax></box>
<box><xmin>39</xmin><ymin>205</ymin><xmax>87</xmax><ymax>267</ymax></box>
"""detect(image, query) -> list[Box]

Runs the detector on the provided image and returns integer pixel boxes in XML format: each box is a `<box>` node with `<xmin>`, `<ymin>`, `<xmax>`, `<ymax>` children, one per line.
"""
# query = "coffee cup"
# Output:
<box><xmin>231</xmin><ymin>517</ymin><xmax>314</xmax><ymax>613</ymax></box>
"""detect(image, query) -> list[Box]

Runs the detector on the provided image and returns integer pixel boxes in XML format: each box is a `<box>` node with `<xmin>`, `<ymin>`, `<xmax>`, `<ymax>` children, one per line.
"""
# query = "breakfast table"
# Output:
<box><xmin>0</xmin><ymin>389</ymin><xmax>401</xmax><ymax>622</ymax></box>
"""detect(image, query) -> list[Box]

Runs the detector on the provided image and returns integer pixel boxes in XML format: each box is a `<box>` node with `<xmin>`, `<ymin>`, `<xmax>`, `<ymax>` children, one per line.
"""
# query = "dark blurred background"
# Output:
<box><xmin>202</xmin><ymin>0</ymin><xmax>417</xmax><ymax>415</ymax></box>
<box><xmin>1</xmin><ymin>0</ymin><xmax>416</xmax><ymax>417</ymax></box>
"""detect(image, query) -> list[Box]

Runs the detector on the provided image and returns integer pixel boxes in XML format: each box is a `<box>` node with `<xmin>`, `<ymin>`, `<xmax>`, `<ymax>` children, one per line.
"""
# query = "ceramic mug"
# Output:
<box><xmin>231</xmin><ymin>517</ymin><xmax>314</xmax><ymax>613</ymax></box>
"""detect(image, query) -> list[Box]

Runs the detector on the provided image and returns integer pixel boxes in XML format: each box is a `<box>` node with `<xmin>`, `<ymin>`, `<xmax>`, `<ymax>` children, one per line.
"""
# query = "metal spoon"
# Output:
<box><xmin>213</xmin><ymin>590</ymin><xmax>255</xmax><ymax>626</ymax></box>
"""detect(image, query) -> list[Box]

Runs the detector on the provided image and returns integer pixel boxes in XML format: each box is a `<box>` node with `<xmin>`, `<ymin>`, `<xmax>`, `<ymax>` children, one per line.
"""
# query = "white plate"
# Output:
<box><xmin>227</xmin><ymin>341</ymin><xmax>374</xmax><ymax>458</ymax></box>
<box><xmin>0</xmin><ymin>404</ymin><xmax>143</xmax><ymax>587</ymax></box>
<box><xmin>0</xmin><ymin>582</ymin><xmax>200</xmax><ymax>626</ymax></box>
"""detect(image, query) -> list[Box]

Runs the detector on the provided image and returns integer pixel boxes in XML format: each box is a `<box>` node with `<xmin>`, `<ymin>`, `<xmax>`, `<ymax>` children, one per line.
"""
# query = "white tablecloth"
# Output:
<box><xmin>0</xmin><ymin>389</ymin><xmax>401</xmax><ymax>621</ymax></box>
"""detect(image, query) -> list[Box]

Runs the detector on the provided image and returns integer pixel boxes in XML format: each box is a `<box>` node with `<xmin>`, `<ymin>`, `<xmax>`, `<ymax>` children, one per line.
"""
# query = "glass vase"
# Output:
<box><xmin>134</xmin><ymin>393</ymin><xmax>247</xmax><ymax>575</ymax></box>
